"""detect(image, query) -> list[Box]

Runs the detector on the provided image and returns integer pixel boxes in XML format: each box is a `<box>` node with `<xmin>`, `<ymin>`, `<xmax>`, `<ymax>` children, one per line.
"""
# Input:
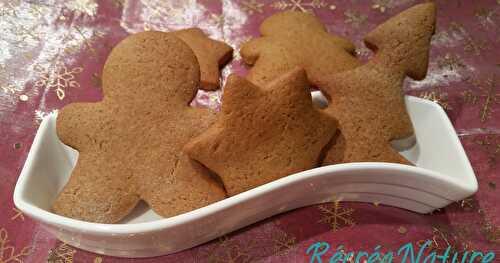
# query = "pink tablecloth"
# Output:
<box><xmin>1</xmin><ymin>0</ymin><xmax>499</xmax><ymax>262</ymax></box>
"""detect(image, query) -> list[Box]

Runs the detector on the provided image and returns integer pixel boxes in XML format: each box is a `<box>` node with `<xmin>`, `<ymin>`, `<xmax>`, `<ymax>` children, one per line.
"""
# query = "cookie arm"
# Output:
<box><xmin>329</xmin><ymin>35</ymin><xmax>357</xmax><ymax>56</ymax></box>
<box><xmin>57</xmin><ymin>103</ymin><xmax>100</xmax><ymax>151</ymax></box>
<box><xmin>240</xmin><ymin>38</ymin><xmax>266</xmax><ymax>65</ymax></box>
<box><xmin>214</xmin><ymin>40</ymin><xmax>233</xmax><ymax>67</ymax></box>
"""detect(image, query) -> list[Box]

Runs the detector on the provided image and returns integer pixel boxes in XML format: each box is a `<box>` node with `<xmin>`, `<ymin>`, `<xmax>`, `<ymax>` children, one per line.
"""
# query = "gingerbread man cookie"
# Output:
<box><xmin>184</xmin><ymin>68</ymin><xmax>338</xmax><ymax>196</ymax></box>
<box><xmin>240</xmin><ymin>11</ymin><xmax>360</xmax><ymax>86</ymax></box>
<box><xmin>319</xmin><ymin>3</ymin><xmax>436</xmax><ymax>165</ymax></box>
<box><xmin>174</xmin><ymin>28</ymin><xmax>233</xmax><ymax>90</ymax></box>
<box><xmin>53</xmin><ymin>31</ymin><xmax>226</xmax><ymax>223</ymax></box>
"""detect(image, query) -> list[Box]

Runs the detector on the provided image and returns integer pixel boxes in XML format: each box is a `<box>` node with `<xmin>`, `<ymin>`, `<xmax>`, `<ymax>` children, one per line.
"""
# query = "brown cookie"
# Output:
<box><xmin>52</xmin><ymin>31</ymin><xmax>226</xmax><ymax>223</ymax></box>
<box><xmin>240</xmin><ymin>11</ymin><xmax>360</xmax><ymax>87</ymax></box>
<box><xmin>318</xmin><ymin>3</ymin><xmax>437</xmax><ymax>165</ymax></box>
<box><xmin>184</xmin><ymin>68</ymin><xmax>338</xmax><ymax>196</ymax></box>
<box><xmin>173</xmin><ymin>28</ymin><xmax>233</xmax><ymax>90</ymax></box>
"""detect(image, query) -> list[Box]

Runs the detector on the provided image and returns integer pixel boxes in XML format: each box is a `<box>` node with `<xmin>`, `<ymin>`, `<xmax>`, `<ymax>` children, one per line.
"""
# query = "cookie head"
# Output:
<box><xmin>103</xmin><ymin>31</ymin><xmax>199</xmax><ymax>105</ymax></box>
<box><xmin>260</xmin><ymin>11</ymin><xmax>325</xmax><ymax>34</ymax></box>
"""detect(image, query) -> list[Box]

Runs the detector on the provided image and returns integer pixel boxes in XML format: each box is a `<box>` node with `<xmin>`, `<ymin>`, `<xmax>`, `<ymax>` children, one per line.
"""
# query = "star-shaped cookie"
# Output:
<box><xmin>52</xmin><ymin>31</ymin><xmax>226</xmax><ymax>223</ymax></box>
<box><xmin>184</xmin><ymin>68</ymin><xmax>338</xmax><ymax>196</ymax></box>
<box><xmin>318</xmin><ymin>3</ymin><xmax>436</xmax><ymax>165</ymax></box>
<box><xmin>174</xmin><ymin>28</ymin><xmax>233</xmax><ymax>90</ymax></box>
<box><xmin>240</xmin><ymin>11</ymin><xmax>360</xmax><ymax>86</ymax></box>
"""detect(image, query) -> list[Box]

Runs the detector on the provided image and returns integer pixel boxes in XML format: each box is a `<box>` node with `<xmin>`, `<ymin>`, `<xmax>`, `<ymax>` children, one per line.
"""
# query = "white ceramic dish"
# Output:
<box><xmin>13</xmin><ymin>95</ymin><xmax>477</xmax><ymax>258</ymax></box>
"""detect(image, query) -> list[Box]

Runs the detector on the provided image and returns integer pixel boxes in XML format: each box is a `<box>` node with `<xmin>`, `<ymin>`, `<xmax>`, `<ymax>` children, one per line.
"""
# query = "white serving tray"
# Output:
<box><xmin>13</xmin><ymin>95</ymin><xmax>477</xmax><ymax>258</ymax></box>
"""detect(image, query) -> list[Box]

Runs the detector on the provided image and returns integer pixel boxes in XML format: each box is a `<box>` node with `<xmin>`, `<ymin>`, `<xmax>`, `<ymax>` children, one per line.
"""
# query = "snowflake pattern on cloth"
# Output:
<box><xmin>0</xmin><ymin>0</ymin><xmax>499</xmax><ymax>262</ymax></box>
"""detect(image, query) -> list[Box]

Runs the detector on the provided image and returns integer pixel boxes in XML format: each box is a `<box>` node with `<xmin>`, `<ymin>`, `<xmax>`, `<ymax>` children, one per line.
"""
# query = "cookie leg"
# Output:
<box><xmin>322</xmin><ymin>131</ymin><xmax>345</xmax><ymax>165</ymax></box>
<box><xmin>322</xmin><ymin>134</ymin><xmax>411</xmax><ymax>165</ymax></box>
<box><xmin>52</xmin><ymin>156</ymin><xmax>140</xmax><ymax>223</ymax></box>
<box><xmin>378</xmin><ymin>145</ymin><xmax>413</xmax><ymax>165</ymax></box>
<box><xmin>141</xmin><ymin>154</ymin><xmax>226</xmax><ymax>218</ymax></box>
<box><xmin>240</xmin><ymin>38</ymin><xmax>266</xmax><ymax>65</ymax></box>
